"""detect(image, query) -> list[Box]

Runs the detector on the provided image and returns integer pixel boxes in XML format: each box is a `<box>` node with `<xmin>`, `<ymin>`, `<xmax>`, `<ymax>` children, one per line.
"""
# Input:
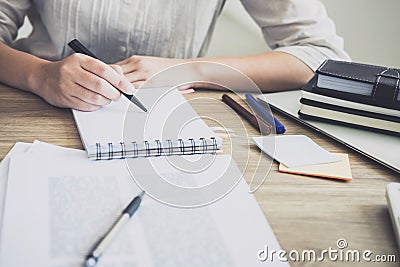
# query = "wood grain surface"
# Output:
<box><xmin>1</xmin><ymin>83</ymin><xmax>399</xmax><ymax>266</ymax></box>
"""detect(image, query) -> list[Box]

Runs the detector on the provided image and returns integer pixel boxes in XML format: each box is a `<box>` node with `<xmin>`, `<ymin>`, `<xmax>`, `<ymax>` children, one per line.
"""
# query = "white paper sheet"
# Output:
<box><xmin>253</xmin><ymin>135</ymin><xmax>339</xmax><ymax>168</ymax></box>
<box><xmin>0</xmin><ymin>142</ymin><xmax>32</xmax><ymax>234</ymax></box>
<box><xmin>0</xmin><ymin>141</ymin><xmax>288</xmax><ymax>266</ymax></box>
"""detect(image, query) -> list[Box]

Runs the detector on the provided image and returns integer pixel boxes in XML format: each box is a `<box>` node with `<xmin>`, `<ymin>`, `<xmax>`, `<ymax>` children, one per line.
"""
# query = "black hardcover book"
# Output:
<box><xmin>312</xmin><ymin>60</ymin><xmax>400</xmax><ymax>110</ymax></box>
<box><xmin>299</xmin><ymin>75</ymin><xmax>400</xmax><ymax>135</ymax></box>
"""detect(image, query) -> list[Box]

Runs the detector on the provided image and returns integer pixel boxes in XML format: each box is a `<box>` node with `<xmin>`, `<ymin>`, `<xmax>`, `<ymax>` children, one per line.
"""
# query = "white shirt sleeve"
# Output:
<box><xmin>0</xmin><ymin>0</ymin><xmax>31</xmax><ymax>45</ymax></box>
<box><xmin>240</xmin><ymin>0</ymin><xmax>351</xmax><ymax>70</ymax></box>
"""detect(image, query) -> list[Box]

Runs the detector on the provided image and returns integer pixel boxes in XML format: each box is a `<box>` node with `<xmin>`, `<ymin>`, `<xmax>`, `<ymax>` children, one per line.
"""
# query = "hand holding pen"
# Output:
<box><xmin>33</xmin><ymin>42</ymin><xmax>137</xmax><ymax>112</ymax></box>
<box><xmin>68</xmin><ymin>39</ymin><xmax>147</xmax><ymax>112</ymax></box>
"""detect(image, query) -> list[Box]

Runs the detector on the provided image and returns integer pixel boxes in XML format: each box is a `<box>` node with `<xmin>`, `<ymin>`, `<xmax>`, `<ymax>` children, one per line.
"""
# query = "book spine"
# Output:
<box><xmin>299</xmin><ymin>98</ymin><xmax>400</xmax><ymax>122</ymax></box>
<box><xmin>87</xmin><ymin>137</ymin><xmax>220</xmax><ymax>160</ymax></box>
<box><xmin>298</xmin><ymin>111</ymin><xmax>400</xmax><ymax>137</ymax></box>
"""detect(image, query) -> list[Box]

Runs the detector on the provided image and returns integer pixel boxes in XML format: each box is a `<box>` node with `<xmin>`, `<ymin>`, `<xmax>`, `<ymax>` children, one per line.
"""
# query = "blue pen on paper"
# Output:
<box><xmin>245</xmin><ymin>93</ymin><xmax>286</xmax><ymax>134</ymax></box>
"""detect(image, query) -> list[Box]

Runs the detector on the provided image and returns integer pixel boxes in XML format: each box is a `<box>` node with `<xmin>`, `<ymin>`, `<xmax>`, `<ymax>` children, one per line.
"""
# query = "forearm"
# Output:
<box><xmin>191</xmin><ymin>51</ymin><xmax>314</xmax><ymax>92</ymax></box>
<box><xmin>0</xmin><ymin>42</ymin><xmax>48</xmax><ymax>94</ymax></box>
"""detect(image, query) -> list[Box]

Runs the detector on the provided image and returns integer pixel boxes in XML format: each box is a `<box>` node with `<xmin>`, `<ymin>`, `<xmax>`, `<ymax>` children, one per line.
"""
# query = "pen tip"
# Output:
<box><xmin>139</xmin><ymin>191</ymin><xmax>145</xmax><ymax>198</ymax></box>
<box><xmin>132</xmin><ymin>99</ymin><xmax>147</xmax><ymax>112</ymax></box>
<box><xmin>85</xmin><ymin>257</ymin><xmax>97</xmax><ymax>267</ymax></box>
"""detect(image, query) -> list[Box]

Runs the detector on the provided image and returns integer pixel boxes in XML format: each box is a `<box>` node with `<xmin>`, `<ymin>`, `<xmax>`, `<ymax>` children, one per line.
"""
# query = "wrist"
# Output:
<box><xmin>27</xmin><ymin>59</ymin><xmax>51</xmax><ymax>96</ymax></box>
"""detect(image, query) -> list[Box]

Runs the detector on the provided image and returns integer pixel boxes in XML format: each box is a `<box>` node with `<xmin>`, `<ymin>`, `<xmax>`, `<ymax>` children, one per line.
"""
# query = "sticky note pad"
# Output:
<box><xmin>253</xmin><ymin>135</ymin><xmax>340</xmax><ymax>168</ymax></box>
<box><xmin>279</xmin><ymin>153</ymin><xmax>352</xmax><ymax>181</ymax></box>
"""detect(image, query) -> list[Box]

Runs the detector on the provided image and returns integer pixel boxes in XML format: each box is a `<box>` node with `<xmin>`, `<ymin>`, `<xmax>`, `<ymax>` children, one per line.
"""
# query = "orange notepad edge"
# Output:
<box><xmin>278</xmin><ymin>153</ymin><xmax>352</xmax><ymax>181</ymax></box>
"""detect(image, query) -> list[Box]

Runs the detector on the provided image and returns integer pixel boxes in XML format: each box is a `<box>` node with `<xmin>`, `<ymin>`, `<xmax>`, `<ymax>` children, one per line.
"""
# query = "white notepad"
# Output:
<box><xmin>72</xmin><ymin>88</ymin><xmax>221</xmax><ymax>160</ymax></box>
<box><xmin>253</xmin><ymin>135</ymin><xmax>339</xmax><ymax>168</ymax></box>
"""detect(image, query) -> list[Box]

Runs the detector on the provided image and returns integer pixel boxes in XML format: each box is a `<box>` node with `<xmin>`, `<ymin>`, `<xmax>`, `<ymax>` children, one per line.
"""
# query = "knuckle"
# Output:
<box><xmin>70</xmin><ymin>53</ymin><xmax>81</xmax><ymax>59</ymax></box>
<box><xmin>80</xmin><ymin>55</ymin><xmax>92</xmax><ymax>67</ymax></box>
<box><xmin>69</xmin><ymin>53</ymin><xmax>84</xmax><ymax>64</ymax></box>
<box><xmin>90</xmin><ymin>93</ymin><xmax>104</xmax><ymax>104</ymax></box>
<box><xmin>83</xmin><ymin>89</ymin><xmax>113</xmax><ymax>106</ymax></box>
<box><xmin>96</xmin><ymin>64</ymin><xmax>108</xmax><ymax>77</ymax></box>
<box><xmin>127</xmin><ymin>55</ymin><xmax>136</xmax><ymax>62</ymax></box>
<box><xmin>135</xmin><ymin>60</ymin><xmax>143</xmax><ymax>68</ymax></box>
<box><xmin>130</xmin><ymin>56</ymin><xmax>142</xmax><ymax>66</ymax></box>
<box><xmin>59</xmin><ymin>62</ymin><xmax>71</xmax><ymax>74</ymax></box>
<box><xmin>110</xmin><ymin>91</ymin><xmax>121</xmax><ymax>101</ymax></box>
<box><xmin>92</xmin><ymin>79</ymin><xmax>103</xmax><ymax>91</ymax></box>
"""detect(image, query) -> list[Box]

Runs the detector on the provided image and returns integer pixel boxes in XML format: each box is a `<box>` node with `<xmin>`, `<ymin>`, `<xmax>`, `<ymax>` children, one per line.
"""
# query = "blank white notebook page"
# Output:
<box><xmin>72</xmin><ymin>88</ymin><xmax>217</xmax><ymax>149</ymax></box>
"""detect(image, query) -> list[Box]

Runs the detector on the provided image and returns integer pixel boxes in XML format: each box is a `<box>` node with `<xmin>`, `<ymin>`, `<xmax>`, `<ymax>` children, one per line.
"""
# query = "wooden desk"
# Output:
<box><xmin>1</xmin><ymin>83</ymin><xmax>399</xmax><ymax>266</ymax></box>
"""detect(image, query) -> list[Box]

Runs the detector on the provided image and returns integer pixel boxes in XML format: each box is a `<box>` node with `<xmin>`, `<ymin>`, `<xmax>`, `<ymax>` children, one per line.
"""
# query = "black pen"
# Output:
<box><xmin>68</xmin><ymin>39</ymin><xmax>147</xmax><ymax>112</ymax></box>
<box><xmin>85</xmin><ymin>191</ymin><xmax>145</xmax><ymax>267</ymax></box>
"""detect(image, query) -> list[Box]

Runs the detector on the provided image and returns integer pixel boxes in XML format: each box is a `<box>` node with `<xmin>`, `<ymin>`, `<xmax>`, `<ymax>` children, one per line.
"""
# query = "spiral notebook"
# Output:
<box><xmin>72</xmin><ymin>88</ymin><xmax>221</xmax><ymax>160</ymax></box>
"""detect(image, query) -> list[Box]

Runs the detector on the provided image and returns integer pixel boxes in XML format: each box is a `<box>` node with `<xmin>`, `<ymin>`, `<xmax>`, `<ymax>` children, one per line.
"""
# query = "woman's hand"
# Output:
<box><xmin>115</xmin><ymin>55</ymin><xmax>186</xmax><ymax>89</ymax></box>
<box><xmin>32</xmin><ymin>53</ymin><xmax>135</xmax><ymax>111</ymax></box>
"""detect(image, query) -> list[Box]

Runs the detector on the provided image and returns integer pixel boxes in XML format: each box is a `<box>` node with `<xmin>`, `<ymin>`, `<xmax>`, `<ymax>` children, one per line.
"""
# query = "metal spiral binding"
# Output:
<box><xmin>94</xmin><ymin>137</ymin><xmax>218</xmax><ymax>160</ymax></box>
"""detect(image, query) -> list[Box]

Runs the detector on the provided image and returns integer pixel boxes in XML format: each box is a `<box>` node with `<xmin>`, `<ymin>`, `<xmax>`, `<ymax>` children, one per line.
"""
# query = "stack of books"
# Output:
<box><xmin>298</xmin><ymin>60</ymin><xmax>400</xmax><ymax>135</ymax></box>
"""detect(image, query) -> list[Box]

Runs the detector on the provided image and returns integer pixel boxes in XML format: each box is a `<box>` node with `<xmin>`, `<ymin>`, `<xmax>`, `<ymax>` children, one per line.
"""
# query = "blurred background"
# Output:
<box><xmin>17</xmin><ymin>0</ymin><xmax>400</xmax><ymax>68</ymax></box>
<box><xmin>207</xmin><ymin>0</ymin><xmax>400</xmax><ymax>68</ymax></box>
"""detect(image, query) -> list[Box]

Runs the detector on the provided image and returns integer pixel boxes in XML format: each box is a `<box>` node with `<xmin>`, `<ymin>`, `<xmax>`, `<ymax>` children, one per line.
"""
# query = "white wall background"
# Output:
<box><xmin>18</xmin><ymin>0</ymin><xmax>400</xmax><ymax>68</ymax></box>
<box><xmin>207</xmin><ymin>0</ymin><xmax>400</xmax><ymax>68</ymax></box>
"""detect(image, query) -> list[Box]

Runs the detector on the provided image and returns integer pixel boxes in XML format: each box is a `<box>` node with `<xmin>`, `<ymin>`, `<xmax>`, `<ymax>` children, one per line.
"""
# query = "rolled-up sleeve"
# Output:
<box><xmin>0</xmin><ymin>0</ymin><xmax>31</xmax><ymax>45</ymax></box>
<box><xmin>241</xmin><ymin>0</ymin><xmax>351</xmax><ymax>70</ymax></box>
